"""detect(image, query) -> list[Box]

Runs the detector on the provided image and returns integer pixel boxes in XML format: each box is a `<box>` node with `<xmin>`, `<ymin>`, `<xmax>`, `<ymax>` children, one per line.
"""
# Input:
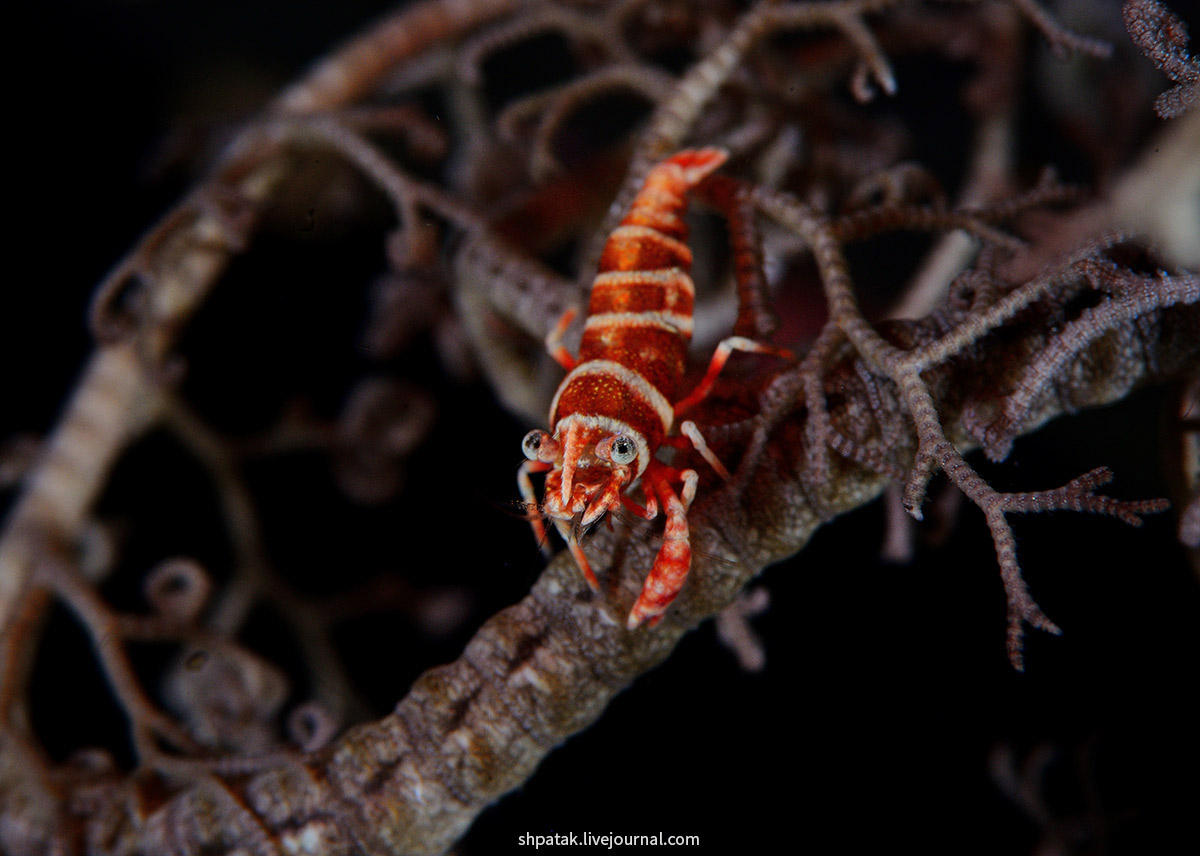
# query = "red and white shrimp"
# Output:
<box><xmin>518</xmin><ymin>148</ymin><xmax>781</xmax><ymax>628</ymax></box>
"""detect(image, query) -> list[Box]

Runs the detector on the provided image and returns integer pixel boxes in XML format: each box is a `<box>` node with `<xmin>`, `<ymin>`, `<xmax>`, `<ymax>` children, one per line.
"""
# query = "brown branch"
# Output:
<box><xmin>0</xmin><ymin>0</ymin><xmax>532</xmax><ymax>641</ymax></box>
<box><xmin>1124</xmin><ymin>0</ymin><xmax>1200</xmax><ymax>118</ymax></box>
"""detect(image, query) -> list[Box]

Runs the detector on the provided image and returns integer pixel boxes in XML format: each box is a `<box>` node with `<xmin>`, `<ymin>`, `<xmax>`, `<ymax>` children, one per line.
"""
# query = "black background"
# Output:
<box><xmin>7</xmin><ymin>2</ymin><xmax>1200</xmax><ymax>853</ymax></box>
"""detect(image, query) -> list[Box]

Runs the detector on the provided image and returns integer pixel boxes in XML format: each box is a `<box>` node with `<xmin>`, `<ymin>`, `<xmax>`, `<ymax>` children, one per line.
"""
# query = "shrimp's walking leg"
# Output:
<box><xmin>545</xmin><ymin>308</ymin><xmax>578</xmax><ymax>370</ymax></box>
<box><xmin>678</xmin><ymin>420</ymin><xmax>731</xmax><ymax>481</ymax></box>
<box><xmin>627</xmin><ymin>465</ymin><xmax>698</xmax><ymax>629</ymax></box>
<box><xmin>673</xmin><ymin>336</ymin><xmax>792</xmax><ymax>417</ymax></box>
<box><xmin>555</xmin><ymin>518</ymin><xmax>600</xmax><ymax>591</ymax></box>
<box><xmin>517</xmin><ymin>459</ymin><xmax>553</xmax><ymax>556</ymax></box>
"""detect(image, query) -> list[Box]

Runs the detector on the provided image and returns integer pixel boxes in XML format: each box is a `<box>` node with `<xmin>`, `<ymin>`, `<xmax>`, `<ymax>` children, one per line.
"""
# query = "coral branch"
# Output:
<box><xmin>1124</xmin><ymin>0</ymin><xmax>1200</xmax><ymax>117</ymax></box>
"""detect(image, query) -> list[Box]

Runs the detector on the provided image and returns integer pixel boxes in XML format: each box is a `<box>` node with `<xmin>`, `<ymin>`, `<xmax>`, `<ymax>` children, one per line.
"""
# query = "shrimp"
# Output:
<box><xmin>518</xmin><ymin>148</ymin><xmax>783</xmax><ymax>627</ymax></box>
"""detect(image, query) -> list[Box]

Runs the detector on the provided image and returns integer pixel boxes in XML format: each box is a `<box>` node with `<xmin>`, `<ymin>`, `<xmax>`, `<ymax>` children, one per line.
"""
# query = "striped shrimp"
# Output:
<box><xmin>518</xmin><ymin>148</ymin><xmax>783</xmax><ymax>628</ymax></box>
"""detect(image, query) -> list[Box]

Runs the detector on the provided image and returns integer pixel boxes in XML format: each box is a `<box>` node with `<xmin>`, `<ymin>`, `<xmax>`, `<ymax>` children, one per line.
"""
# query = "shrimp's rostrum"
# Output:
<box><xmin>519</xmin><ymin>148</ymin><xmax>780</xmax><ymax>628</ymax></box>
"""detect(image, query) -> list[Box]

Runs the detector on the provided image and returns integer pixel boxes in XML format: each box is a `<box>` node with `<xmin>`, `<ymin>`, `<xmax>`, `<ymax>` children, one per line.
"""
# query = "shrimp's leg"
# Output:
<box><xmin>679</xmin><ymin>420</ymin><xmax>731</xmax><ymax>481</ymax></box>
<box><xmin>555</xmin><ymin>518</ymin><xmax>600</xmax><ymax>590</ymax></box>
<box><xmin>673</xmin><ymin>336</ymin><xmax>792</xmax><ymax>417</ymax></box>
<box><xmin>517</xmin><ymin>459</ymin><xmax>553</xmax><ymax>556</ymax></box>
<box><xmin>627</xmin><ymin>465</ymin><xmax>698</xmax><ymax>628</ymax></box>
<box><xmin>545</xmin><ymin>307</ymin><xmax>579</xmax><ymax>370</ymax></box>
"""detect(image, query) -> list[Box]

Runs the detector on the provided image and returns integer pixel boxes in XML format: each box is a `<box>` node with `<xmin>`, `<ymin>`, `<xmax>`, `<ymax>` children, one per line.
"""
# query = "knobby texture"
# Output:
<box><xmin>3</xmin><ymin>1</ymin><xmax>1199</xmax><ymax>854</ymax></box>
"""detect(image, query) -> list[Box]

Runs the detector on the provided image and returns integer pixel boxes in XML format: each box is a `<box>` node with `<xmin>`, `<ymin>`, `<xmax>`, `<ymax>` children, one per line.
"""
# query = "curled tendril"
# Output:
<box><xmin>333</xmin><ymin>378</ymin><xmax>437</xmax><ymax>504</ymax></box>
<box><xmin>287</xmin><ymin>701</ymin><xmax>341</xmax><ymax>753</ymax></box>
<box><xmin>144</xmin><ymin>558</ymin><xmax>212</xmax><ymax>625</ymax></box>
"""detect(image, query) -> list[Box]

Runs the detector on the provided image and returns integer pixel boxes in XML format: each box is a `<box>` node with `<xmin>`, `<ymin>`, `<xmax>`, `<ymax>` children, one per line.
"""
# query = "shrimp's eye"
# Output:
<box><xmin>522</xmin><ymin>430</ymin><xmax>550</xmax><ymax>461</ymax></box>
<box><xmin>609</xmin><ymin>435</ymin><xmax>638</xmax><ymax>466</ymax></box>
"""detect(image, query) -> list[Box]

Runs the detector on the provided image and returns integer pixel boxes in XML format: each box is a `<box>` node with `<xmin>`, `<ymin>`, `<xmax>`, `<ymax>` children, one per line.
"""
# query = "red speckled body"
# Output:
<box><xmin>519</xmin><ymin>149</ymin><xmax>735</xmax><ymax>628</ymax></box>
